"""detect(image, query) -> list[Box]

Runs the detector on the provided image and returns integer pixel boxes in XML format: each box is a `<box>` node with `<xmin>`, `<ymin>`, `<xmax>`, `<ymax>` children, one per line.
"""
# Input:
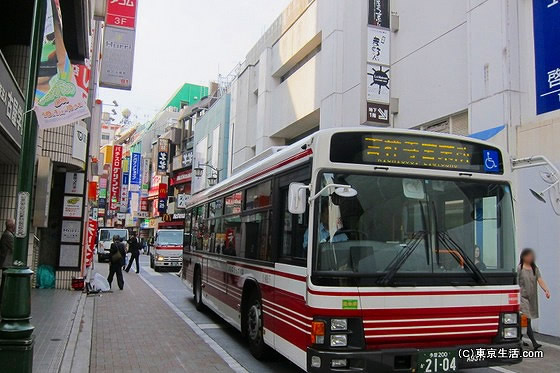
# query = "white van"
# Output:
<box><xmin>97</xmin><ymin>228</ymin><xmax>129</xmax><ymax>262</ymax></box>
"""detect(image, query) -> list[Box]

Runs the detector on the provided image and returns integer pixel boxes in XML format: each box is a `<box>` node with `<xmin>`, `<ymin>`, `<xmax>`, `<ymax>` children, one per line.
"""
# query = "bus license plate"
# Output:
<box><xmin>417</xmin><ymin>350</ymin><xmax>457</xmax><ymax>373</ymax></box>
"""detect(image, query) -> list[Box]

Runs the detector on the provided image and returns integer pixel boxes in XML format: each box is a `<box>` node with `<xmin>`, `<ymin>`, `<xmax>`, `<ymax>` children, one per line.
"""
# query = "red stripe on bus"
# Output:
<box><xmin>307</xmin><ymin>288</ymin><xmax>519</xmax><ymax>297</ymax></box>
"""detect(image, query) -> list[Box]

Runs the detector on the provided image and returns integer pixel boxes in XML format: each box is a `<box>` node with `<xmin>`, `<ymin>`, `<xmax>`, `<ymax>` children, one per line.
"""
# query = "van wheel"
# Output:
<box><xmin>150</xmin><ymin>257</ymin><xmax>154</xmax><ymax>268</ymax></box>
<box><xmin>194</xmin><ymin>269</ymin><xmax>204</xmax><ymax>311</ymax></box>
<box><xmin>246</xmin><ymin>292</ymin><xmax>270</xmax><ymax>359</ymax></box>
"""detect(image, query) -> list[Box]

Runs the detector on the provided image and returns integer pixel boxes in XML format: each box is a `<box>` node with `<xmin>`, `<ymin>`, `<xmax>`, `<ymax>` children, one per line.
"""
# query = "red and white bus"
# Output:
<box><xmin>182</xmin><ymin>128</ymin><xmax>521</xmax><ymax>372</ymax></box>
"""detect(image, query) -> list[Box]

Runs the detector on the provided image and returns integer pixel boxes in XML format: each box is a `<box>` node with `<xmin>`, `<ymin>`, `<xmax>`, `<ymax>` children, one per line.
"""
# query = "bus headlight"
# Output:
<box><xmin>503</xmin><ymin>327</ymin><xmax>518</xmax><ymax>339</ymax></box>
<box><xmin>502</xmin><ymin>313</ymin><xmax>518</xmax><ymax>325</ymax></box>
<box><xmin>330</xmin><ymin>334</ymin><xmax>347</xmax><ymax>347</ymax></box>
<box><xmin>331</xmin><ymin>319</ymin><xmax>347</xmax><ymax>331</ymax></box>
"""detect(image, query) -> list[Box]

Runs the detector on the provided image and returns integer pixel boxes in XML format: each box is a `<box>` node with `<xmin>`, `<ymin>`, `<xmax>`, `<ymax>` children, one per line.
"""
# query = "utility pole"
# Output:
<box><xmin>0</xmin><ymin>0</ymin><xmax>46</xmax><ymax>371</ymax></box>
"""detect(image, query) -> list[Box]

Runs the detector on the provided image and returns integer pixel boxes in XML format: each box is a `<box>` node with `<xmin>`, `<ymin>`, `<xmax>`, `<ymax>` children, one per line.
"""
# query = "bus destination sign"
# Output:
<box><xmin>330</xmin><ymin>132</ymin><xmax>503</xmax><ymax>174</ymax></box>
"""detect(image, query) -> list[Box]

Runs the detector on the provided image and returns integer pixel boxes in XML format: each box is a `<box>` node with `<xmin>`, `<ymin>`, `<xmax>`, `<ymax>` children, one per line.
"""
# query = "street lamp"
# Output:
<box><xmin>208</xmin><ymin>173</ymin><xmax>218</xmax><ymax>186</ymax></box>
<box><xmin>194</xmin><ymin>162</ymin><xmax>221</xmax><ymax>186</ymax></box>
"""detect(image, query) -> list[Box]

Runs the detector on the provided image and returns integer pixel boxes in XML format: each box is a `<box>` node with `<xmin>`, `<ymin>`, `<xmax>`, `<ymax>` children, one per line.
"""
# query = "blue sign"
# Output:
<box><xmin>122</xmin><ymin>172</ymin><xmax>129</xmax><ymax>186</ymax></box>
<box><xmin>130</xmin><ymin>152</ymin><xmax>141</xmax><ymax>185</ymax></box>
<box><xmin>533</xmin><ymin>0</ymin><xmax>560</xmax><ymax>114</ymax></box>
<box><xmin>483</xmin><ymin>150</ymin><xmax>500</xmax><ymax>173</ymax></box>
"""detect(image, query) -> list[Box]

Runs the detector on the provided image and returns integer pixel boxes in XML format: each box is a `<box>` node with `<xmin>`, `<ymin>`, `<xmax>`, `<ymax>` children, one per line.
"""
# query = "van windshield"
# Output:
<box><xmin>158</xmin><ymin>231</ymin><xmax>183</xmax><ymax>246</ymax></box>
<box><xmin>99</xmin><ymin>229</ymin><xmax>128</xmax><ymax>241</ymax></box>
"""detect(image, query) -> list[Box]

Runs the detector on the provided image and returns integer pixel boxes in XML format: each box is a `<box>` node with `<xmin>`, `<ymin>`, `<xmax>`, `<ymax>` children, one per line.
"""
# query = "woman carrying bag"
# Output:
<box><xmin>518</xmin><ymin>248</ymin><xmax>551</xmax><ymax>350</ymax></box>
<box><xmin>107</xmin><ymin>235</ymin><xmax>126</xmax><ymax>290</ymax></box>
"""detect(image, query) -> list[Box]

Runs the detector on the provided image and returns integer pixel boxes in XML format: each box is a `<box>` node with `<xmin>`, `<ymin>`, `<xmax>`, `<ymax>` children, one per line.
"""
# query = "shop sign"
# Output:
<box><xmin>99</xmin><ymin>26</ymin><xmax>136</xmax><ymax>90</ymax></box>
<box><xmin>59</xmin><ymin>244</ymin><xmax>80</xmax><ymax>268</ymax></box>
<box><xmin>368</xmin><ymin>0</ymin><xmax>390</xmax><ymax>28</ymax></box>
<box><xmin>62</xmin><ymin>196</ymin><xmax>83</xmax><ymax>218</ymax></box>
<box><xmin>0</xmin><ymin>57</ymin><xmax>24</xmax><ymax>148</ymax></box>
<box><xmin>72</xmin><ymin>121</ymin><xmax>88</xmax><ymax>161</ymax></box>
<box><xmin>85</xmin><ymin>218</ymin><xmax>97</xmax><ymax>268</ymax></box>
<box><xmin>182</xmin><ymin>150</ymin><xmax>193</xmax><ymax>167</ymax></box>
<box><xmin>106</xmin><ymin>0</ymin><xmax>138</xmax><ymax>29</ymax></box>
<box><xmin>64</xmin><ymin>172</ymin><xmax>85</xmax><ymax>194</ymax></box>
<box><xmin>158</xmin><ymin>183</ymin><xmax>168</xmax><ymax>213</ymax></box>
<box><xmin>157</xmin><ymin>138</ymin><xmax>169</xmax><ymax>175</ymax></box>
<box><xmin>176</xmin><ymin>193</ymin><xmax>190</xmax><ymax>209</ymax></box>
<box><xmin>170</xmin><ymin>170</ymin><xmax>192</xmax><ymax>186</ymax></box>
<box><xmin>367</xmin><ymin>27</ymin><xmax>390</xmax><ymax>65</ymax></box>
<box><xmin>141</xmin><ymin>157</ymin><xmax>150</xmax><ymax>188</ymax></box>
<box><xmin>61</xmin><ymin>220</ymin><xmax>81</xmax><ymax>243</ymax></box>
<box><xmin>140</xmin><ymin>197</ymin><xmax>148</xmax><ymax>211</ymax></box>
<box><xmin>130</xmin><ymin>152</ymin><xmax>141</xmax><ymax>185</ymax></box>
<box><xmin>110</xmin><ymin>145</ymin><xmax>123</xmax><ymax>210</ymax></box>
<box><xmin>533</xmin><ymin>1</ymin><xmax>560</xmax><ymax>114</ymax></box>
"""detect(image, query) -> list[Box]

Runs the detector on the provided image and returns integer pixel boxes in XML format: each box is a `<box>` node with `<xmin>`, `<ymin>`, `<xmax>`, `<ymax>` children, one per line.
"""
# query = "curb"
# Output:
<box><xmin>59</xmin><ymin>292</ymin><xmax>94</xmax><ymax>373</ymax></box>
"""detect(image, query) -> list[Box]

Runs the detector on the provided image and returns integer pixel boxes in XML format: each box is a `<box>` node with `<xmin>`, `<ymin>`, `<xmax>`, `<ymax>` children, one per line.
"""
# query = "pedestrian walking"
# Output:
<box><xmin>107</xmin><ymin>235</ymin><xmax>126</xmax><ymax>290</ymax></box>
<box><xmin>518</xmin><ymin>248</ymin><xmax>551</xmax><ymax>350</ymax></box>
<box><xmin>126</xmin><ymin>232</ymin><xmax>141</xmax><ymax>273</ymax></box>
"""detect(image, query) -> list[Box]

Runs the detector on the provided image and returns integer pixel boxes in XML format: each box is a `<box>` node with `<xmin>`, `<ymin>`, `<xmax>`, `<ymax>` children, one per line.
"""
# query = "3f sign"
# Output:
<box><xmin>113</xmin><ymin>16</ymin><xmax>128</xmax><ymax>26</ymax></box>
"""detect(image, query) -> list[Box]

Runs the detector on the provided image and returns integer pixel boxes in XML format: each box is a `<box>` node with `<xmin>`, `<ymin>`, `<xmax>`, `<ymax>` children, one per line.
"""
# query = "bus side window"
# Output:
<box><xmin>280</xmin><ymin>187</ymin><xmax>308</xmax><ymax>264</ymax></box>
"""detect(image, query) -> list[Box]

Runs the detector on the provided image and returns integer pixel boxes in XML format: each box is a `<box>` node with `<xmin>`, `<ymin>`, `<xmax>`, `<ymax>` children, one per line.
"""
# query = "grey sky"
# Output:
<box><xmin>98</xmin><ymin>0</ymin><xmax>292</xmax><ymax>123</ymax></box>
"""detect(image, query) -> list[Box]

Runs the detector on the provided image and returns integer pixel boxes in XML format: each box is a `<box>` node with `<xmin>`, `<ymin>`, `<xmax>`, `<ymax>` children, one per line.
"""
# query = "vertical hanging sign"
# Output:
<box><xmin>110</xmin><ymin>145</ymin><xmax>123</xmax><ymax>210</ymax></box>
<box><xmin>157</xmin><ymin>138</ymin><xmax>169</xmax><ymax>175</ymax></box>
<box><xmin>100</xmin><ymin>0</ymin><xmax>138</xmax><ymax>90</ymax></box>
<box><xmin>158</xmin><ymin>183</ymin><xmax>168</xmax><ymax>213</ymax></box>
<box><xmin>366</xmin><ymin>0</ymin><xmax>391</xmax><ymax>126</ymax></box>
<box><xmin>130</xmin><ymin>152</ymin><xmax>141</xmax><ymax>191</ymax></box>
<box><xmin>533</xmin><ymin>0</ymin><xmax>560</xmax><ymax>115</ymax></box>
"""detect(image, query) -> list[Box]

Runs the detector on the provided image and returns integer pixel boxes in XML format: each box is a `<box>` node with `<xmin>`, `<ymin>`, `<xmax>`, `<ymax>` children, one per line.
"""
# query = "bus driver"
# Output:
<box><xmin>303</xmin><ymin>198</ymin><xmax>348</xmax><ymax>252</ymax></box>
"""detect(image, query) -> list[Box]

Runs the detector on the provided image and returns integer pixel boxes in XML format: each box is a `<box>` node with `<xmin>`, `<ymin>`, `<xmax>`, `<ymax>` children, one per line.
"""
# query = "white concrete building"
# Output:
<box><xmin>229</xmin><ymin>0</ymin><xmax>560</xmax><ymax>337</ymax></box>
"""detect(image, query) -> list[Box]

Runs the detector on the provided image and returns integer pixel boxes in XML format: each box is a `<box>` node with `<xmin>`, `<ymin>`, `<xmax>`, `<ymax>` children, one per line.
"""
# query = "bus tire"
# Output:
<box><xmin>194</xmin><ymin>268</ymin><xmax>204</xmax><ymax>311</ymax></box>
<box><xmin>245</xmin><ymin>291</ymin><xmax>270</xmax><ymax>359</ymax></box>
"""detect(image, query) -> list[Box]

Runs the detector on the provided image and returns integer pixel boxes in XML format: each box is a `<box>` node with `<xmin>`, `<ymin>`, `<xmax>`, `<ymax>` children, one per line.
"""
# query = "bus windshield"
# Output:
<box><xmin>157</xmin><ymin>231</ymin><xmax>184</xmax><ymax>246</ymax></box>
<box><xmin>312</xmin><ymin>172</ymin><xmax>516</xmax><ymax>286</ymax></box>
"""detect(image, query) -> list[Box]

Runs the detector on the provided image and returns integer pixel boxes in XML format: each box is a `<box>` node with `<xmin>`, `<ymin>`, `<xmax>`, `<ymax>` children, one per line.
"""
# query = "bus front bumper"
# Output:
<box><xmin>307</xmin><ymin>341</ymin><xmax>522</xmax><ymax>373</ymax></box>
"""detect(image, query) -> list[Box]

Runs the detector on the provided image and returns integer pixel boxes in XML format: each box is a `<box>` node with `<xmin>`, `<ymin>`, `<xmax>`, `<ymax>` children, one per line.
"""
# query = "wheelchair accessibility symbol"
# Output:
<box><xmin>483</xmin><ymin>150</ymin><xmax>500</xmax><ymax>173</ymax></box>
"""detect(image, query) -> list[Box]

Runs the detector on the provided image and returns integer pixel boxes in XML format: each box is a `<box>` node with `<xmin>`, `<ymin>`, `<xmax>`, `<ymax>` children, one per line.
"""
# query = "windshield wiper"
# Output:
<box><xmin>437</xmin><ymin>231</ymin><xmax>487</xmax><ymax>284</ymax></box>
<box><xmin>378</xmin><ymin>231</ymin><xmax>427</xmax><ymax>286</ymax></box>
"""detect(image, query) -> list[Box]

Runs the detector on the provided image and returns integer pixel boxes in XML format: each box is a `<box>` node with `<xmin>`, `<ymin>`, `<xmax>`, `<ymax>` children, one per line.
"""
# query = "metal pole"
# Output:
<box><xmin>0</xmin><ymin>0</ymin><xmax>46</xmax><ymax>371</ymax></box>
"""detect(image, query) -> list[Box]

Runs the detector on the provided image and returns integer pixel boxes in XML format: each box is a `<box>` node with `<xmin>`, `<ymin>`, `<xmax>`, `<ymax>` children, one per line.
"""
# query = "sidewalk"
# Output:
<box><xmin>31</xmin><ymin>289</ymin><xmax>81</xmax><ymax>372</ymax></box>
<box><xmin>90</xmin><ymin>263</ymin><xmax>234</xmax><ymax>373</ymax></box>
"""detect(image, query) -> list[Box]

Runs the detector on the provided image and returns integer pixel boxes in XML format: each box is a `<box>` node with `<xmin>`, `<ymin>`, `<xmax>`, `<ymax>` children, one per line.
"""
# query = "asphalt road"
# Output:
<box><xmin>136</xmin><ymin>255</ymin><xmax>559</xmax><ymax>373</ymax></box>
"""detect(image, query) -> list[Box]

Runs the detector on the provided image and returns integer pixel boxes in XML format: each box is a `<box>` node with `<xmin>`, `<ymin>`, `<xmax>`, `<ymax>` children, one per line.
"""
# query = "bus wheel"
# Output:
<box><xmin>194</xmin><ymin>269</ymin><xmax>204</xmax><ymax>311</ymax></box>
<box><xmin>246</xmin><ymin>292</ymin><xmax>269</xmax><ymax>359</ymax></box>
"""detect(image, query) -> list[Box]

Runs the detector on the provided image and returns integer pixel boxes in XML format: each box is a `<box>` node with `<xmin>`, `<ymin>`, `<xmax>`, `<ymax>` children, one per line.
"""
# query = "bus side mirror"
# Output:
<box><xmin>288</xmin><ymin>182</ymin><xmax>308</xmax><ymax>214</ymax></box>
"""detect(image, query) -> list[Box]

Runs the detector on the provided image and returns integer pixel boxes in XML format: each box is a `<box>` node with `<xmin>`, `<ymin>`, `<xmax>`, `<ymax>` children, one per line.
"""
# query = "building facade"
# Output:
<box><xmin>228</xmin><ymin>0</ymin><xmax>560</xmax><ymax>337</ymax></box>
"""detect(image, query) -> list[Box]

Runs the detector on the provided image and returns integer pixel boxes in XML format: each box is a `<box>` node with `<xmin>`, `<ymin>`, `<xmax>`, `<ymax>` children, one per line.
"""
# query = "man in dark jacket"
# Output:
<box><xmin>0</xmin><ymin>219</ymin><xmax>15</xmax><ymax>269</ymax></box>
<box><xmin>107</xmin><ymin>235</ymin><xmax>126</xmax><ymax>290</ymax></box>
<box><xmin>125</xmin><ymin>232</ymin><xmax>141</xmax><ymax>273</ymax></box>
